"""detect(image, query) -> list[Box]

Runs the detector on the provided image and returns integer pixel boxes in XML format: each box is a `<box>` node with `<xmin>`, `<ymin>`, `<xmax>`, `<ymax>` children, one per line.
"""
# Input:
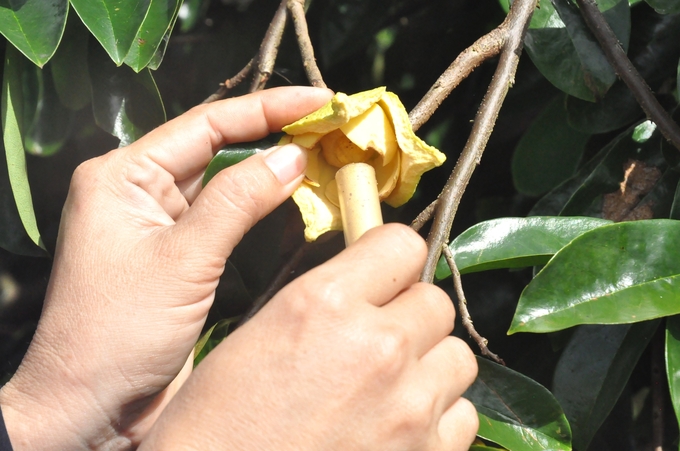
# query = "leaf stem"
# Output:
<box><xmin>574</xmin><ymin>0</ymin><xmax>680</xmax><ymax>151</ymax></box>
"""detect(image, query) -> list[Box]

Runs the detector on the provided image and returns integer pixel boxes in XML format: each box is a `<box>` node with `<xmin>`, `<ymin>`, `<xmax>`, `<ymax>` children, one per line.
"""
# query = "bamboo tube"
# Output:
<box><xmin>335</xmin><ymin>162</ymin><xmax>384</xmax><ymax>246</ymax></box>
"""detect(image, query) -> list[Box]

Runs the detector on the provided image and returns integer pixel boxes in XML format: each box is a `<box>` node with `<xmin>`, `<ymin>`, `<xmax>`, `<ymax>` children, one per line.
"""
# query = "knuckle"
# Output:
<box><xmin>443</xmin><ymin>336</ymin><xmax>478</xmax><ymax>384</ymax></box>
<box><xmin>368</xmin><ymin>325</ymin><xmax>409</xmax><ymax>377</ymax></box>
<box><xmin>212</xmin><ymin>168</ymin><xmax>266</xmax><ymax>223</ymax></box>
<box><xmin>393</xmin><ymin>389</ymin><xmax>435</xmax><ymax>440</ymax></box>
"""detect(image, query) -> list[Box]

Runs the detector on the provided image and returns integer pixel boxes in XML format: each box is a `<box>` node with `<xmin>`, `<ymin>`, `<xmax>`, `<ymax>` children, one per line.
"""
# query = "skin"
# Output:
<box><xmin>0</xmin><ymin>87</ymin><xmax>478</xmax><ymax>450</ymax></box>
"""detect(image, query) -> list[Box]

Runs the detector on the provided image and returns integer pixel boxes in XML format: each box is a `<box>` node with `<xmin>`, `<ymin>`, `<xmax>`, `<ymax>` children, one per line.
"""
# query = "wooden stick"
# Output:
<box><xmin>335</xmin><ymin>163</ymin><xmax>383</xmax><ymax>246</ymax></box>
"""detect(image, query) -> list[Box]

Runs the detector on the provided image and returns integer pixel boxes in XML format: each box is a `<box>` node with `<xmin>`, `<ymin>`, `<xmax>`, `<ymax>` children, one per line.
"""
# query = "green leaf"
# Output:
<box><xmin>512</xmin><ymin>96</ymin><xmax>590</xmax><ymax>196</ymax></box>
<box><xmin>0</xmin><ymin>0</ymin><xmax>68</xmax><ymax>67</ymax></box>
<box><xmin>1</xmin><ymin>46</ymin><xmax>44</xmax><ymax>254</ymax></box>
<box><xmin>435</xmin><ymin>216</ymin><xmax>610</xmax><ymax>280</ymax></box>
<box><xmin>644</xmin><ymin>0</ymin><xmax>680</xmax><ymax>13</ymax></box>
<box><xmin>88</xmin><ymin>43</ymin><xmax>166</xmax><ymax>146</ymax></box>
<box><xmin>510</xmin><ymin>220</ymin><xmax>680</xmax><ymax>334</ymax></box>
<box><xmin>123</xmin><ymin>0</ymin><xmax>182</xmax><ymax>72</ymax></box>
<box><xmin>665</xmin><ymin>315</ymin><xmax>680</xmax><ymax>442</ymax></box>
<box><xmin>70</xmin><ymin>0</ymin><xmax>151</xmax><ymax>65</ymax></box>
<box><xmin>50</xmin><ymin>12</ymin><xmax>91</xmax><ymax>111</ymax></box>
<box><xmin>566</xmin><ymin>12</ymin><xmax>680</xmax><ymax>134</ymax></box>
<box><xmin>553</xmin><ymin>321</ymin><xmax>659</xmax><ymax>450</ymax></box>
<box><xmin>465</xmin><ymin>357</ymin><xmax>572</xmax><ymax>451</ymax></box>
<box><xmin>530</xmin><ymin>120</ymin><xmax>666</xmax><ymax>217</ymax></box>
<box><xmin>202</xmin><ymin>137</ymin><xmax>281</xmax><ymax>187</ymax></box>
<box><xmin>523</xmin><ymin>0</ymin><xmax>630</xmax><ymax>101</ymax></box>
<box><xmin>23</xmin><ymin>65</ymin><xmax>74</xmax><ymax>156</ymax></box>
<box><xmin>179</xmin><ymin>0</ymin><xmax>212</xmax><ymax>33</ymax></box>
<box><xmin>194</xmin><ymin>315</ymin><xmax>241</xmax><ymax>366</ymax></box>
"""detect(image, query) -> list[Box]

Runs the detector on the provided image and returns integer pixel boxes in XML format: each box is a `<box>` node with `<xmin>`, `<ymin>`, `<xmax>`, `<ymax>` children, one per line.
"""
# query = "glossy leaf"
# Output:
<box><xmin>124</xmin><ymin>0</ymin><xmax>182</xmax><ymax>72</ymax></box>
<box><xmin>70</xmin><ymin>0</ymin><xmax>151</xmax><ymax>65</ymax></box>
<box><xmin>24</xmin><ymin>65</ymin><xmax>73</xmax><ymax>156</ymax></box>
<box><xmin>530</xmin><ymin>121</ymin><xmax>666</xmax><ymax>217</ymax></box>
<box><xmin>566</xmin><ymin>12</ymin><xmax>680</xmax><ymax>133</ymax></box>
<box><xmin>179</xmin><ymin>0</ymin><xmax>212</xmax><ymax>33</ymax></box>
<box><xmin>435</xmin><ymin>217</ymin><xmax>610</xmax><ymax>280</ymax></box>
<box><xmin>0</xmin><ymin>0</ymin><xmax>68</xmax><ymax>67</ymax></box>
<box><xmin>512</xmin><ymin>96</ymin><xmax>590</xmax><ymax>196</ymax></box>
<box><xmin>89</xmin><ymin>43</ymin><xmax>165</xmax><ymax>146</ymax></box>
<box><xmin>465</xmin><ymin>357</ymin><xmax>572</xmax><ymax>451</ymax></box>
<box><xmin>523</xmin><ymin>0</ymin><xmax>630</xmax><ymax>101</ymax></box>
<box><xmin>510</xmin><ymin>220</ymin><xmax>680</xmax><ymax>334</ymax></box>
<box><xmin>644</xmin><ymin>0</ymin><xmax>680</xmax><ymax>13</ymax></box>
<box><xmin>665</xmin><ymin>315</ymin><xmax>680</xmax><ymax>442</ymax></box>
<box><xmin>203</xmin><ymin>137</ymin><xmax>281</xmax><ymax>187</ymax></box>
<box><xmin>50</xmin><ymin>12</ymin><xmax>91</xmax><ymax>111</ymax></box>
<box><xmin>553</xmin><ymin>321</ymin><xmax>658</xmax><ymax>450</ymax></box>
<box><xmin>1</xmin><ymin>46</ymin><xmax>44</xmax><ymax>254</ymax></box>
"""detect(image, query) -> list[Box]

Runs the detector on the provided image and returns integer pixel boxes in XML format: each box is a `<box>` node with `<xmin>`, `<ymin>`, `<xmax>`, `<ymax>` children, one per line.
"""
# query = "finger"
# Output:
<box><xmin>173</xmin><ymin>143</ymin><xmax>307</xmax><ymax>259</ymax></box>
<box><xmin>437</xmin><ymin>398</ymin><xmax>479</xmax><ymax>451</ymax></box>
<box><xmin>126</xmin><ymin>87</ymin><xmax>333</xmax><ymax>181</ymax></box>
<box><xmin>380</xmin><ymin>282</ymin><xmax>455</xmax><ymax>358</ymax></box>
<box><xmin>415</xmin><ymin>336</ymin><xmax>477</xmax><ymax>417</ymax></box>
<box><xmin>299</xmin><ymin>224</ymin><xmax>428</xmax><ymax>307</ymax></box>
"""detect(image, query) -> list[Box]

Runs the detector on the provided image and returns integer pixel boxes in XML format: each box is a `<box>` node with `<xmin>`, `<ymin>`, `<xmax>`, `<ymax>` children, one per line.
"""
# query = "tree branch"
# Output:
<box><xmin>409</xmin><ymin>26</ymin><xmax>506</xmax><ymax>132</ymax></box>
<box><xmin>441</xmin><ymin>245</ymin><xmax>503</xmax><ymax>364</ymax></box>
<box><xmin>202</xmin><ymin>57</ymin><xmax>255</xmax><ymax>104</ymax></box>
<box><xmin>288</xmin><ymin>0</ymin><xmax>327</xmax><ymax>88</ymax></box>
<box><xmin>410</xmin><ymin>199</ymin><xmax>438</xmax><ymax>232</ymax></box>
<box><xmin>574</xmin><ymin>0</ymin><xmax>680</xmax><ymax>151</ymax></box>
<box><xmin>250</xmin><ymin>0</ymin><xmax>289</xmax><ymax>92</ymax></box>
<box><xmin>420</xmin><ymin>0</ymin><xmax>537</xmax><ymax>283</ymax></box>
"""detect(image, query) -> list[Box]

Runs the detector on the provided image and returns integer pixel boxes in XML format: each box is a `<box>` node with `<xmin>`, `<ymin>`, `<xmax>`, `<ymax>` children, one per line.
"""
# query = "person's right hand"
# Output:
<box><xmin>140</xmin><ymin>224</ymin><xmax>479</xmax><ymax>451</ymax></box>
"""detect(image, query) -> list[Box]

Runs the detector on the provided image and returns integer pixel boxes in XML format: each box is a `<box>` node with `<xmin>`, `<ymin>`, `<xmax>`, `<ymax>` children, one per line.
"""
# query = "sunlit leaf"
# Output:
<box><xmin>0</xmin><ymin>0</ymin><xmax>68</xmax><ymax>67</ymax></box>
<box><xmin>70</xmin><ymin>0</ymin><xmax>150</xmax><ymax>65</ymax></box>
<box><xmin>1</xmin><ymin>46</ymin><xmax>45</xmax><ymax>255</ymax></box>
<box><xmin>523</xmin><ymin>0</ymin><xmax>630</xmax><ymax>101</ymax></box>
<box><xmin>89</xmin><ymin>43</ymin><xmax>165</xmax><ymax>146</ymax></box>
<box><xmin>512</xmin><ymin>96</ymin><xmax>589</xmax><ymax>196</ymax></box>
<box><xmin>435</xmin><ymin>217</ymin><xmax>610</xmax><ymax>280</ymax></box>
<box><xmin>510</xmin><ymin>220</ymin><xmax>680</xmax><ymax>334</ymax></box>
<box><xmin>553</xmin><ymin>321</ymin><xmax>658</xmax><ymax>450</ymax></box>
<box><xmin>665</xmin><ymin>315</ymin><xmax>680</xmax><ymax>446</ymax></box>
<box><xmin>465</xmin><ymin>357</ymin><xmax>572</xmax><ymax>451</ymax></box>
<box><xmin>203</xmin><ymin>136</ymin><xmax>281</xmax><ymax>187</ymax></box>
<box><xmin>124</xmin><ymin>0</ymin><xmax>182</xmax><ymax>72</ymax></box>
<box><xmin>194</xmin><ymin>315</ymin><xmax>241</xmax><ymax>366</ymax></box>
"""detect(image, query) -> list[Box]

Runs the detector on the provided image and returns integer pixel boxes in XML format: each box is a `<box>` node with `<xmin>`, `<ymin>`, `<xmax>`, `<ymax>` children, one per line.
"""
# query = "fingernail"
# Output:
<box><xmin>264</xmin><ymin>144</ymin><xmax>307</xmax><ymax>185</ymax></box>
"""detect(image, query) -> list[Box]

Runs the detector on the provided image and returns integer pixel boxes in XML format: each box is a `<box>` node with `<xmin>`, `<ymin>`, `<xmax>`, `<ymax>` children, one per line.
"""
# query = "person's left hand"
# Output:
<box><xmin>0</xmin><ymin>87</ymin><xmax>333</xmax><ymax>450</ymax></box>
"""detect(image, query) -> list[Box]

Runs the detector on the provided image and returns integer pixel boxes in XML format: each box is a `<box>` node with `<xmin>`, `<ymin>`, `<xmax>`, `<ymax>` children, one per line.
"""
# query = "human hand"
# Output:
<box><xmin>140</xmin><ymin>224</ymin><xmax>479</xmax><ymax>451</ymax></box>
<box><xmin>0</xmin><ymin>87</ymin><xmax>333</xmax><ymax>450</ymax></box>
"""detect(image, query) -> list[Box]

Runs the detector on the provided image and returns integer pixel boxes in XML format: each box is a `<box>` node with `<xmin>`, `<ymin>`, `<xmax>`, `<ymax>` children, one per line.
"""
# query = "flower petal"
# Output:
<box><xmin>379</xmin><ymin>92</ymin><xmax>446</xmax><ymax>207</ymax></box>
<box><xmin>340</xmin><ymin>103</ymin><xmax>398</xmax><ymax>166</ymax></box>
<box><xmin>375</xmin><ymin>151</ymin><xmax>400</xmax><ymax>200</ymax></box>
<box><xmin>282</xmin><ymin>87</ymin><xmax>386</xmax><ymax>135</ymax></box>
<box><xmin>291</xmin><ymin>153</ymin><xmax>342</xmax><ymax>242</ymax></box>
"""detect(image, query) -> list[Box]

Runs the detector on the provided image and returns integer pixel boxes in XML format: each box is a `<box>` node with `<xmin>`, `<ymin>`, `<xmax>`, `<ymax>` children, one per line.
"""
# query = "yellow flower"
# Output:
<box><xmin>280</xmin><ymin>87</ymin><xmax>446</xmax><ymax>242</ymax></box>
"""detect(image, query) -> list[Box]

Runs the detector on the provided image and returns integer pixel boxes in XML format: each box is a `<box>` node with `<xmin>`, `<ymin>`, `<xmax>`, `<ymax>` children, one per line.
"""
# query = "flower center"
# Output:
<box><xmin>320</xmin><ymin>130</ymin><xmax>375</xmax><ymax>168</ymax></box>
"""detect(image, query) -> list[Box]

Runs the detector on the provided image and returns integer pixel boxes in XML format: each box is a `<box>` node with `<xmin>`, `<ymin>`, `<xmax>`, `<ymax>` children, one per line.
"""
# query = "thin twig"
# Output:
<box><xmin>574</xmin><ymin>0</ymin><xmax>680</xmax><ymax>151</ymax></box>
<box><xmin>288</xmin><ymin>0</ymin><xmax>327</xmax><ymax>88</ymax></box>
<box><xmin>420</xmin><ymin>0</ymin><xmax>537</xmax><ymax>283</ymax></box>
<box><xmin>651</xmin><ymin>327</ymin><xmax>665</xmax><ymax>451</ymax></box>
<box><xmin>409</xmin><ymin>27</ymin><xmax>506</xmax><ymax>132</ymax></box>
<box><xmin>250</xmin><ymin>0</ymin><xmax>289</xmax><ymax>92</ymax></box>
<box><xmin>441</xmin><ymin>245</ymin><xmax>503</xmax><ymax>364</ymax></box>
<box><xmin>237</xmin><ymin>243</ymin><xmax>309</xmax><ymax>327</ymax></box>
<box><xmin>410</xmin><ymin>199</ymin><xmax>438</xmax><ymax>232</ymax></box>
<box><xmin>202</xmin><ymin>58</ymin><xmax>256</xmax><ymax>104</ymax></box>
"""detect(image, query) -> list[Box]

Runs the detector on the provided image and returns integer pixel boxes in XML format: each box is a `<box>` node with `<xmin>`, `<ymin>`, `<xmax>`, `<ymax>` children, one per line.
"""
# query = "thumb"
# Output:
<box><xmin>175</xmin><ymin>143</ymin><xmax>307</xmax><ymax>258</ymax></box>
